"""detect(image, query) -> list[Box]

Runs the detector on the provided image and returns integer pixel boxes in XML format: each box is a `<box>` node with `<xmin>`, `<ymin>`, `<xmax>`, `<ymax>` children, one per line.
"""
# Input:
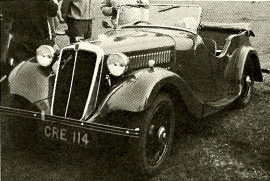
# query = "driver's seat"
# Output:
<box><xmin>203</xmin><ymin>38</ymin><xmax>217</xmax><ymax>56</ymax></box>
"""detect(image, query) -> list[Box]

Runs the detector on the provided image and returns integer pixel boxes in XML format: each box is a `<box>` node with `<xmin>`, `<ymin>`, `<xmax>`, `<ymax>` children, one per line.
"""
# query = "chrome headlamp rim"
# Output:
<box><xmin>107</xmin><ymin>53</ymin><xmax>130</xmax><ymax>77</ymax></box>
<box><xmin>36</xmin><ymin>45</ymin><xmax>55</xmax><ymax>67</ymax></box>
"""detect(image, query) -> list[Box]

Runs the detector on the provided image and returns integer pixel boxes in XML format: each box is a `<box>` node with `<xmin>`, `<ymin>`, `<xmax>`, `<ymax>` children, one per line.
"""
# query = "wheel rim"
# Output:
<box><xmin>241</xmin><ymin>75</ymin><xmax>253</xmax><ymax>100</ymax></box>
<box><xmin>145</xmin><ymin>101</ymin><xmax>173</xmax><ymax>167</ymax></box>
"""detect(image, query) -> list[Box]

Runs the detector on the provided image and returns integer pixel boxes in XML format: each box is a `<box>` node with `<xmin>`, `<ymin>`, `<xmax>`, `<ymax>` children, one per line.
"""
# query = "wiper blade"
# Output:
<box><xmin>124</xmin><ymin>4</ymin><xmax>149</xmax><ymax>8</ymax></box>
<box><xmin>158</xmin><ymin>6</ymin><xmax>180</xmax><ymax>12</ymax></box>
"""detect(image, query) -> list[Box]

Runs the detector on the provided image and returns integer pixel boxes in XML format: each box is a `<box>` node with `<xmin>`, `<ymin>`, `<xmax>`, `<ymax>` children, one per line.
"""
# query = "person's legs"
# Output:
<box><xmin>66</xmin><ymin>19</ymin><xmax>93</xmax><ymax>43</ymax></box>
<box><xmin>84</xmin><ymin>19</ymin><xmax>92</xmax><ymax>39</ymax></box>
<box><xmin>66</xmin><ymin>18</ymin><xmax>77</xmax><ymax>43</ymax></box>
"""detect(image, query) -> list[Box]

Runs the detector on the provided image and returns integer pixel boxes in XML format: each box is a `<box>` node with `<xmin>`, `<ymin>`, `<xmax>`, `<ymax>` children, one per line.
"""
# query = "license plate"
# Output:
<box><xmin>40</xmin><ymin>123</ymin><xmax>90</xmax><ymax>147</ymax></box>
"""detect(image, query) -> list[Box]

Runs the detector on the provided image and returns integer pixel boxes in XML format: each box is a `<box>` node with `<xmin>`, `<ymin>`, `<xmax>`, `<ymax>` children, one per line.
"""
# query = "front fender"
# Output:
<box><xmin>8</xmin><ymin>61</ymin><xmax>52</xmax><ymax>110</ymax></box>
<box><xmin>97</xmin><ymin>67</ymin><xmax>204</xmax><ymax>119</ymax></box>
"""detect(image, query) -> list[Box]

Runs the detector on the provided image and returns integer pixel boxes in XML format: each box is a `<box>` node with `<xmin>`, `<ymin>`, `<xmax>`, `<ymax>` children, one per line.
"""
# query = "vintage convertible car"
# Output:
<box><xmin>0</xmin><ymin>4</ymin><xmax>266</xmax><ymax>175</ymax></box>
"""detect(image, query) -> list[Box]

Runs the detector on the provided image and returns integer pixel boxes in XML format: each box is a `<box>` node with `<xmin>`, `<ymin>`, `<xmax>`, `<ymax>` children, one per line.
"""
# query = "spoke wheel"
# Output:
<box><xmin>133</xmin><ymin>93</ymin><xmax>175</xmax><ymax>175</ymax></box>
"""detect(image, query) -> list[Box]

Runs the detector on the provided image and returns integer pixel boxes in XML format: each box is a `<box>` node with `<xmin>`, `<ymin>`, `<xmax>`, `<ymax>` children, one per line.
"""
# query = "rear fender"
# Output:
<box><xmin>97</xmin><ymin>67</ymin><xmax>204</xmax><ymax>119</ymax></box>
<box><xmin>236</xmin><ymin>46</ymin><xmax>263</xmax><ymax>82</ymax></box>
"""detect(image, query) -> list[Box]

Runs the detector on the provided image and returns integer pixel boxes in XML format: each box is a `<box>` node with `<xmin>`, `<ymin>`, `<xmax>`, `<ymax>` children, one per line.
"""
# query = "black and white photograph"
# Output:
<box><xmin>0</xmin><ymin>0</ymin><xmax>270</xmax><ymax>180</ymax></box>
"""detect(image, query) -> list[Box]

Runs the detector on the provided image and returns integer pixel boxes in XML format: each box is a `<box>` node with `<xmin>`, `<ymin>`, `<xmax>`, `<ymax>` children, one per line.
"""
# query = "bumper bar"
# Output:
<box><xmin>0</xmin><ymin>106</ymin><xmax>140</xmax><ymax>138</ymax></box>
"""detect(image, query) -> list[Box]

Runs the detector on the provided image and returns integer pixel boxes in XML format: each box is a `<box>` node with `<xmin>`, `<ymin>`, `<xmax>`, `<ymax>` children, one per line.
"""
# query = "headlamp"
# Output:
<box><xmin>36</xmin><ymin>45</ymin><xmax>55</xmax><ymax>67</ymax></box>
<box><xmin>107</xmin><ymin>53</ymin><xmax>130</xmax><ymax>76</ymax></box>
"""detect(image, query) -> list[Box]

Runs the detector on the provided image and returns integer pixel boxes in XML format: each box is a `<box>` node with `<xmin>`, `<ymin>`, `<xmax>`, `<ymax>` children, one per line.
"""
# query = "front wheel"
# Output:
<box><xmin>132</xmin><ymin>93</ymin><xmax>175</xmax><ymax>175</ymax></box>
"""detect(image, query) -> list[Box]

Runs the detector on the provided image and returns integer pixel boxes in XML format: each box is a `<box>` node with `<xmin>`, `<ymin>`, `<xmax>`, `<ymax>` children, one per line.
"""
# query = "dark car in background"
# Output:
<box><xmin>0</xmin><ymin>4</ymin><xmax>265</xmax><ymax>175</ymax></box>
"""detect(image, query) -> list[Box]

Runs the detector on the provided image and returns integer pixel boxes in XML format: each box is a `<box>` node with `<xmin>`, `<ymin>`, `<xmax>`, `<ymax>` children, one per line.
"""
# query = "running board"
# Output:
<box><xmin>203</xmin><ymin>94</ymin><xmax>237</xmax><ymax>117</ymax></box>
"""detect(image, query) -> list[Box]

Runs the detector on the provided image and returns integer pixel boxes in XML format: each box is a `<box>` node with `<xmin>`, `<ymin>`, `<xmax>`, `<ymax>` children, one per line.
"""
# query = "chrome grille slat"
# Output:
<box><xmin>65</xmin><ymin>50</ymin><xmax>79</xmax><ymax>117</ymax></box>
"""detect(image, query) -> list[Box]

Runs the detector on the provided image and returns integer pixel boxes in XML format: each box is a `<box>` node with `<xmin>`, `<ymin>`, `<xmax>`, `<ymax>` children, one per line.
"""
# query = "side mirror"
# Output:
<box><xmin>102</xmin><ymin>20</ymin><xmax>112</xmax><ymax>29</ymax></box>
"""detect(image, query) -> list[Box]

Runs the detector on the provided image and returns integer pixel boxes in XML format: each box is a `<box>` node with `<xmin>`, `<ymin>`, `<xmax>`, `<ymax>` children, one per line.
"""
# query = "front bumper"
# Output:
<box><xmin>0</xmin><ymin>106</ymin><xmax>140</xmax><ymax>139</ymax></box>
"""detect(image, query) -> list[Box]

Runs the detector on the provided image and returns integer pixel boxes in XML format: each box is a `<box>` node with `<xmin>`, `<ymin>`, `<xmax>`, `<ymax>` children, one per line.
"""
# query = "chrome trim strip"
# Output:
<box><xmin>65</xmin><ymin>51</ymin><xmax>78</xmax><ymax>117</ymax></box>
<box><xmin>122</xmin><ymin>25</ymin><xmax>197</xmax><ymax>35</ymax></box>
<box><xmin>81</xmin><ymin>44</ymin><xmax>105</xmax><ymax>120</ymax></box>
<box><xmin>51</xmin><ymin>48</ymin><xmax>65</xmax><ymax>115</ymax></box>
<box><xmin>89</xmin><ymin>57</ymin><xmax>104</xmax><ymax>119</ymax></box>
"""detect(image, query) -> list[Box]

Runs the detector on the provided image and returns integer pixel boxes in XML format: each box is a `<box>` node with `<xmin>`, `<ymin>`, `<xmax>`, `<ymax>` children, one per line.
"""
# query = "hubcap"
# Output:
<box><xmin>246</xmin><ymin>76</ymin><xmax>251</xmax><ymax>86</ymax></box>
<box><xmin>158</xmin><ymin>126</ymin><xmax>167</xmax><ymax>144</ymax></box>
<box><xmin>148</xmin><ymin>125</ymin><xmax>155</xmax><ymax>135</ymax></box>
<box><xmin>242</xmin><ymin>75</ymin><xmax>252</xmax><ymax>99</ymax></box>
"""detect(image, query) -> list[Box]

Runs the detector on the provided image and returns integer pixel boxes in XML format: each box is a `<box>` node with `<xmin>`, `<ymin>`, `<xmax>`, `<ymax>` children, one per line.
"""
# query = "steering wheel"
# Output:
<box><xmin>133</xmin><ymin>21</ymin><xmax>151</xmax><ymax>25</ymax></box>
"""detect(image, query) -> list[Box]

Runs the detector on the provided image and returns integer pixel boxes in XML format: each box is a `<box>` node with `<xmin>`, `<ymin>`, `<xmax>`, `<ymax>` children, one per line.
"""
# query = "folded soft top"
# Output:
<box><xmin>200</xmin><ymin>22</ymin><xmax>254</xmax><ymax>36</ymax></box>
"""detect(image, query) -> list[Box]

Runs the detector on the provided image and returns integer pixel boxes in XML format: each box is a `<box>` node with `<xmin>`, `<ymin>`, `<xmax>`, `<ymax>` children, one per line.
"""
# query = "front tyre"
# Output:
<box><xmin>133</xmin><ymin>93</ymin><xmax>175</xmax><ymax>175</ymax></box>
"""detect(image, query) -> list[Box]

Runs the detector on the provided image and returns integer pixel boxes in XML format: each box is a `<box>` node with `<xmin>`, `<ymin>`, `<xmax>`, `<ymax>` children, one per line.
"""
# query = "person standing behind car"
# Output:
<box><xmin>61</xmin><ymin>0</ymin><xmax>94</xmax><ymax>43</ymax></box>
<box><xmin>101</xmin><ymin>0</ymin><xmax>150</xmax><ymax>26</ymax></box>
<box><xmin>48</xmin><ymin>0</ymin><xmax>65</xmax><ymax>37</ymax></box>
<box><xmin>0</xmin><ymin>0</ymin><xmax>58</xmax><ymax>65</ymax></box>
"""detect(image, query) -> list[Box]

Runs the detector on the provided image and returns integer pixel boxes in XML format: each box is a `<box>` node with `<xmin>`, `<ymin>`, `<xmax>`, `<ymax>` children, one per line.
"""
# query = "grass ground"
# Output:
<box><xmin>1</xmin><ymin>1</ymin><xmax>270</xmax><ymax>180</ymax></box>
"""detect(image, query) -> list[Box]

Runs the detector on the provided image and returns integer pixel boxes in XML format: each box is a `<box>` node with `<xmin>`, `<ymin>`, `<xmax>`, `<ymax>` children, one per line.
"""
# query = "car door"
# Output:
<box><xmin>175</xmin><ymin>34</ymin><xmax>216</xmax><ymax>102</ymax></box>
<box><xmin>191</xmin><ymin>35</ymin><xmax>216</xmax><ymax>102</ymax></box>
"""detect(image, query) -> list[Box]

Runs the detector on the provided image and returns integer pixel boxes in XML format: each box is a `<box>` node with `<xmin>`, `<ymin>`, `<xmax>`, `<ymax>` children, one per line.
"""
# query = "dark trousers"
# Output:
<box><xmin>66</xmin><ymin>18</ymin><xmax>92</xmax><ymax>43</ymax></box>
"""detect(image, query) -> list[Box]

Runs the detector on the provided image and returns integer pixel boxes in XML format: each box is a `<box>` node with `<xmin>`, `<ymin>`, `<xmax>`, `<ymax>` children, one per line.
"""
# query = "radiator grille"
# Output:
<box><xmin>52</xmin><ymin>50</ymin><xmax>97</xmax><ymax>119</ymax></box>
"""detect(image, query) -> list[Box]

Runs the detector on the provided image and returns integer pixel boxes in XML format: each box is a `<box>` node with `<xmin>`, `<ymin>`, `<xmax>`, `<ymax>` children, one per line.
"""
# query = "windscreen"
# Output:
<box><xmin>117</xmin><ymin>4</ymin><xmax>202</xmax><ymax>33</ymax></box>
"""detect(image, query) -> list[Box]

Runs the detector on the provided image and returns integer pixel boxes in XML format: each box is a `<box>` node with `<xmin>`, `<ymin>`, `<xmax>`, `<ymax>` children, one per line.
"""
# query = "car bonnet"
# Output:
<box><xmin>92</xmin><ymin>29</ymin><xmax>175</xmax><ymax>54</ymax></box>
